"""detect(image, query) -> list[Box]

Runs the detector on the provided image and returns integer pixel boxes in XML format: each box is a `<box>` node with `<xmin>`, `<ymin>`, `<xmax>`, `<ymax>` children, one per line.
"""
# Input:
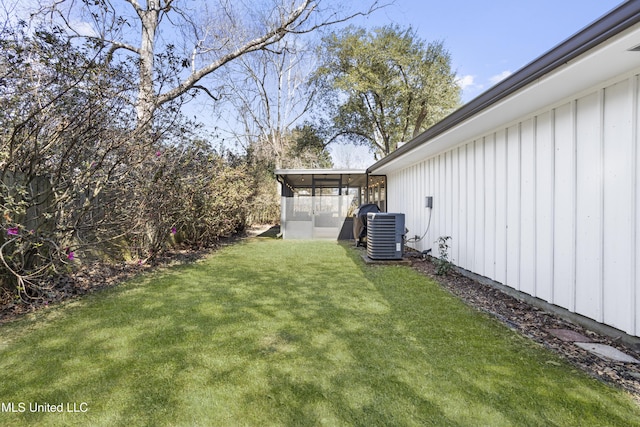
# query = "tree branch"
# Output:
<box><xmin>192</xmin><ymin>85</ymin><xmax>220</xmax><ymax>101</ymax></box>
<box><xmin>156</xmin><ymin>1</ymin><xmax>315</xmax><ymax>106</ymax></box>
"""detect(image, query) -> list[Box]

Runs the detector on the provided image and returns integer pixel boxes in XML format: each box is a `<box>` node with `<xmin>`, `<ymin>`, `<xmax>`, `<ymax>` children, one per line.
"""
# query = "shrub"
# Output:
<box><xmin>433</xmin><ymin>236</ymin><xmax>453</xmax><ymax>276</ymax></box>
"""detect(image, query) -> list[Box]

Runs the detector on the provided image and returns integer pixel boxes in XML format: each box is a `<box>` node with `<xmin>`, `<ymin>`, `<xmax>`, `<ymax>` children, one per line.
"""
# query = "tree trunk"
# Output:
<box><xmin>413</xmin><ymin>103</ymin><xmax>428</xmax><ymax>138</ymax></box>
<box><xmin>134</xmin><ymin>1</ymin><xmax>160</xmax><ymax>132</ymax></box>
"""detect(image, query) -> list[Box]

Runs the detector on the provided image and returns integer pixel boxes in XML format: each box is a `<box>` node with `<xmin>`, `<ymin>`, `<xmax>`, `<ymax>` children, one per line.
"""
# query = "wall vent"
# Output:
<box><xmin>366</xmin><ymin>213</ymin><xmax>405</xmax><ymax>260</ymax></box>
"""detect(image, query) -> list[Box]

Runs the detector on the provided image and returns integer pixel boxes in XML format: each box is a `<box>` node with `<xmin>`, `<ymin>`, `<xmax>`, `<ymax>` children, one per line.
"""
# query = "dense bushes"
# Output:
<box><xmin>0</xmin><ymin>24</ymin><xmax>265</xmax><ymax>306</ymax></box>
<box><xmin>140</xmin><ymin>144</ymin><xmax>256</xmax><ymax>253</ymax></box>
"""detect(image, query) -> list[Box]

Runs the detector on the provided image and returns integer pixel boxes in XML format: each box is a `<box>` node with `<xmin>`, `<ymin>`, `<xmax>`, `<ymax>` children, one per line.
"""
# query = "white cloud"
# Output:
<box><xmin>457</xmin><ymin>74</ymin><xmax>487</xmax><ymax>103</ymax></box>
<box><xmin>489</xmin><ymin>70</ymin><xmax>513</xmax><ymax>85</ymax></box>
<box><xmin>456</xmin><ymin>74</ymin><xmax>477</xmax><ymax>90</ymax></box>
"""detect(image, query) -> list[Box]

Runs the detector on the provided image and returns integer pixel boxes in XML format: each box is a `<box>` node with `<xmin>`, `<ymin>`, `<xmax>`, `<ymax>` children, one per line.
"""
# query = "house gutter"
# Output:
<box><xmin>367</xmin><ymin>1</ymin><xmax>640</xmax><ymax>174</ymax></box>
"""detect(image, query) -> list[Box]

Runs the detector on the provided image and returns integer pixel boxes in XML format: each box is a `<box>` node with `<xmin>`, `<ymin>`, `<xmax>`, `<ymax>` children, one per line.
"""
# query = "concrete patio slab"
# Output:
<box><xmin>575</xmin><ymin>343</ymin><xmax>640</xmax><ymax>364</ymax></box>
<box><xmin>546</xmin><ymin>329</ymin><xmax>593</xmax><ymax>343</ymax></box>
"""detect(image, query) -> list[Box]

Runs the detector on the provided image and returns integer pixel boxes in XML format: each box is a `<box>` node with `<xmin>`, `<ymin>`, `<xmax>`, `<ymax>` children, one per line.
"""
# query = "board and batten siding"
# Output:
<box><xmin>388</xmin><ymin>73</ymin><xmax>640</xmax><ymax>336</ymax></box>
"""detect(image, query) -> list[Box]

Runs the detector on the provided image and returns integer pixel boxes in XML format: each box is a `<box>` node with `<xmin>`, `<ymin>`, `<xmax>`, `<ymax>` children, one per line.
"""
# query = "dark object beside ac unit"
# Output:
<box><xmin>366</xmin><ymin>213</ymin><xmax>405</xmax><ymax>260</ymax></box>
<box><xmin>353</xmin><ymin>203</ymin><xmax>380</xmax><ymax>247</ymax></box>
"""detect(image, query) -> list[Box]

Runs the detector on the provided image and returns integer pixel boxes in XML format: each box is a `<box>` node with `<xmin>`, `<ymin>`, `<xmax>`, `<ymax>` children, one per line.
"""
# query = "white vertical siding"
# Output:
<box><xmin>451</xmin><ymin>148</ymin><xmax>461</xmax><ymax>264</ymax></box>
<box><xmin>494</xmin><ymin>130</ymin><xmax>508</xmax><ymax>285</ymax></box>
<box><xmin>552</xmin><ymin>102</ymin><xmax>576</xmax><ymax>310</ymax></box>
<box><xmin>484</xmin><ymin>134</ymin><xmax>497</xmax><ymax>280</ymax></box>
<box><xmin>575</xmin><ymin>91</ymin><xmax>604</xmax><ymax>322</ymax></box>
<box><xmin>439</xmin><ymin>154</ymin><xmax>447</xmax><ymax>238</ymax></box>
<box><xmin>506</xmin><ymin>125</ymin><xmax>521</xmax><ymax>291</ymax></box>
<box><xmin>520</xmin><ymin>119</ymin><xmax>536</xmax><ymax>296</ymax></box>
<box><xmin>458</xmin><ymin>147</ymin><xmax>468</xmax><ymax>264</ymax></box>
<box><xmin>535</xmin><ymin>112</ymin><xmax>554</xmax><ymax>303</ymax></box>
<box><xmin>465</xmin><ymin>144</ymin><xmax>476</xmax><ymax>267</ymax></box>
<box><xmin>602</xmin><ymin>79</ymin><xmax>634</xmax><ymax>332</ymax></box>
<box><xmin>635</xmin><ymin>75</ymin><xmax>640</xmax><ymax>336</ymax></box>
<box><xmin>445</xmin><ymin>151</ymin><xmax>454</xmax><ymax>239</ymax></box>
<box><xmin>475</xmin><ymin>140</ymin><xmax>485</xmax><ymax>276</ymax></box>
<box><xmin>386</xmin><ymin>72</ymin><xmax>640</xmax><ymax>337</ymax></box>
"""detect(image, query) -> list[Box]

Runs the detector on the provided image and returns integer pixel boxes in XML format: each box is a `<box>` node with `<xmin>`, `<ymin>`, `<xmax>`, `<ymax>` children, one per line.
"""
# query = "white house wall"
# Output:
<box><xmin>388</xmin><ymin>72</ymin><xmax>640</xmax><ymax>336</ymax></box>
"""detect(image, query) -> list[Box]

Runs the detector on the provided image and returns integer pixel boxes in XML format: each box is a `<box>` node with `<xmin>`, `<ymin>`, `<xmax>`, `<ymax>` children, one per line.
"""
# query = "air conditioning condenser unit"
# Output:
<box><xmin>366</xmin><ymin>213</ymin><xmax>405</xmax><ymax>260</ymax></box>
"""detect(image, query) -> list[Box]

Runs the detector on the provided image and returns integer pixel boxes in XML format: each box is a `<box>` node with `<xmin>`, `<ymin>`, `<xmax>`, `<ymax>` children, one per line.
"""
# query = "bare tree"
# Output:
<box><xmin>35</xmin><ymin>0</ymin><xmax>383</xmax><ymax>132</ymax></box>
<box><xmin>221</xmin><ymin>39</ymin><xmax>318</xmax><ymax>168</ymax></box>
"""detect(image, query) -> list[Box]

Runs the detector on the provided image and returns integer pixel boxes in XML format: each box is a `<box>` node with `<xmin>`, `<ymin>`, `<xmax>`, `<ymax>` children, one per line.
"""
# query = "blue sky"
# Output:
<box><xmin>355</xmin><ymin>0</ymin><xmax>624</xmax><ymax>103</ymax></box>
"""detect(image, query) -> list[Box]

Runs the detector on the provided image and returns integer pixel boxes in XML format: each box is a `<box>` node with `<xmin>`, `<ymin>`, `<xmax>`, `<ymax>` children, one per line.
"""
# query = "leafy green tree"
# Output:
<box><xmin>286</xmin><ymin>124</ymin><xmax>333</xmax><ymax>169</ymax></box>
<box><xmin>314</xmin><ymin>25</ymin><xmax>461</xmax><ymax>158</ymax></box>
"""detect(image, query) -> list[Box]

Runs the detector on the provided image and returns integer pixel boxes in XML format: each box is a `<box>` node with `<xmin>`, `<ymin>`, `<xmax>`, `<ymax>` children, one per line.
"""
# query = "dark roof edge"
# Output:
<box><xmin>368</xmin><ymin>1</ymin><xmax>640</xmax><ymax>173</ymax></box>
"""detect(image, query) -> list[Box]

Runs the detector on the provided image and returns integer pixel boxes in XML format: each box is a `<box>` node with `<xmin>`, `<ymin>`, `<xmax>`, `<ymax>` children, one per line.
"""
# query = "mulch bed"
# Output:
<box><xmin>410</xmin><ymin>257</ymin><xmax>640</xmax><ymax>403</ymax></box>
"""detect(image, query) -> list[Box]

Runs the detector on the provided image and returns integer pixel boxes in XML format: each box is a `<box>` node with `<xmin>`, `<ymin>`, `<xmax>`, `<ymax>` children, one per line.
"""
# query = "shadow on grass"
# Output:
<box><xmin>0</xmin><ymin>239</ymin><xmax>638</xmax><ymax>426</ymax></box>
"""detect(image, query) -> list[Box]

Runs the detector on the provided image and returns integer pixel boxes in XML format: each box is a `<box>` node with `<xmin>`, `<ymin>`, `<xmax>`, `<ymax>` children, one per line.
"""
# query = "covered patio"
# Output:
<box><xmin>275</xmin><ymin>169</ymin><xmax>386</xmax><ymax>239</ymax></box>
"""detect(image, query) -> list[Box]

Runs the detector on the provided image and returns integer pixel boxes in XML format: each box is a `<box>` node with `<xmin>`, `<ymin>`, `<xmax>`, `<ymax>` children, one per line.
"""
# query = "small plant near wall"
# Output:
<box><xmin>434</xmin><ymin>236</ymin><xmax>453</xmax><ymax>276</ymax></box>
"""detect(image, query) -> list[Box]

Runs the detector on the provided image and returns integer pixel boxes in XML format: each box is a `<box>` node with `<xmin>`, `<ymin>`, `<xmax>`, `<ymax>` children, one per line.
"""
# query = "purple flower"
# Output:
<box><xmin>67</xmin><ymin>251</ymin><xmax>75</xmax><ymax>261</ymax></box>
<box><xmin>6</xmin><ymin>227</ymin><xmax>19</xmax><ymax>236</ymax></box>
<box><xmin>171</xmin><ymin>227</ymin><xmax>177</xmax><ymax>235</ymax></box>
<box><xmin>156</xmin><ymin>151</ymin><xmax>162</xmax><ymax>157</ymax></box>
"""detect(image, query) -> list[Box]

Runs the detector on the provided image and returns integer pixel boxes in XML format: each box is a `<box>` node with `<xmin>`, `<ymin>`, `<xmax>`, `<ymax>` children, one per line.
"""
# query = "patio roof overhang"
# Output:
<box><xmin>274</xmin><ymin>169</ymin><xmax>368</xmax><ymax>189</ymax></box>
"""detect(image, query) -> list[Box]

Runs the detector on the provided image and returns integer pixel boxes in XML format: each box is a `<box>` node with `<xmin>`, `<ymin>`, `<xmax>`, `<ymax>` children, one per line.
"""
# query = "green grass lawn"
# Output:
<box><xmin>1</xmin><ymin>238</ymin><xmax>639</xmax><ymax>426</ymax></box>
